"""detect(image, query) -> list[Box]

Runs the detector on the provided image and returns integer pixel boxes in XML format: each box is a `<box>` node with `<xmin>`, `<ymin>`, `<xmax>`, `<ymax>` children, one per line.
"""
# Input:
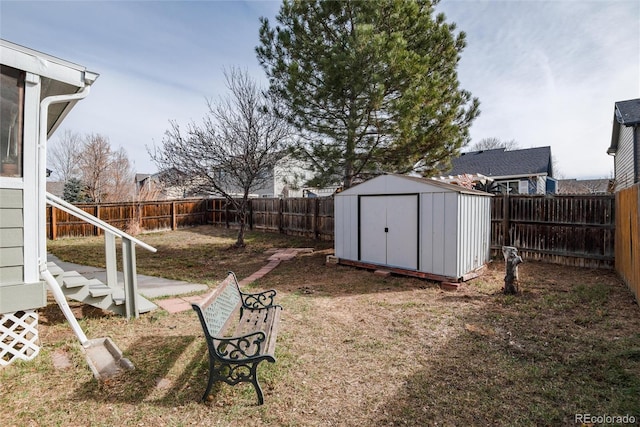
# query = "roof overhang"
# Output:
<box><xmin>481</xmin><ymin>173</ymin><xmax>548</xmax><ymax>181</ymax></box>
<box><xmin>0</xmin><ymin>39</ymin><xmax>99</xmax><ymax>136</ymax></box>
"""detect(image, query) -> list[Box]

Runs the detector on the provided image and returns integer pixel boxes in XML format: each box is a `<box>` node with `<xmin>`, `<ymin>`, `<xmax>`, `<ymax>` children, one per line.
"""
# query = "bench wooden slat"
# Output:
<box><xmin>265</xmin><ymin>306</ymin><xmax>281</xmax><ymax>357</ymax></box>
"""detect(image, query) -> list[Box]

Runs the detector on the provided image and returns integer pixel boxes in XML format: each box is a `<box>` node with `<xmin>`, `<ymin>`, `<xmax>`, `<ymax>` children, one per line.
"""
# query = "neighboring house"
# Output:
<box><xmin>443</xmin><ymin>146</ymin><xmax>557</xmax><ymax>194</ymax></box>
<box><xmin>607</xmin><ymin>98</ymin><xmax>640</xmax><ymax>191</ymax></box>
<box><xmin>139</xmin><ymin>157</ymin><xmax>339</xmax><ymax>200</ymax></box>
<box><xmin>273</xmin><ymin>156</ymin><xmax>340</xmax><ymax>198</ymax></box>
<box><xmin>135</xmin><ymin>170</ymin><xmax>206</xmax><ymax>200</ymax></box>
<box><xmin>557</xmin><ymin>178</ymin><xmax>614</xmax><ymax>195</ymax></box>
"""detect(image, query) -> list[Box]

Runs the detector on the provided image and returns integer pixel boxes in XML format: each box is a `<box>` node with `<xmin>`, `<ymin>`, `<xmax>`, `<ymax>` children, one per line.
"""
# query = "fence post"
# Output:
<box><xmin>313</xmin><ymin>198</ymin><xmax>320</xmax><ymax>240</ymax></box>
<box><xmin>502</xmin><ymin>194</ymin><xmax>511</xmax><ymax>246</ymax></box>
<box><xmin>94</xmin><ymin>205</ymin><xmax>100</xmax><ymax>236</ymax></box>
<box><xmin>171</xmin><ymin>201</ymin><xmax>177</xmax><ymax>230</ymax></box>
<box><xmin>279</xmin><ymin>198</ymin><xmax>284</xmax><ymax>234</ymax></box>
<box><xmin>225</xmin><ymin>200</ymin><xmax>230</xmax><ymax>228</ymax></box>
<box><xmin>249</xmin><ymin>199</ymin><xmax>254</xmax><ymax>231</ymax></box>
<box><xmin>50</xmin><ymin>206</ymin><xmax>57</xmax><ymax>240</ymax></box>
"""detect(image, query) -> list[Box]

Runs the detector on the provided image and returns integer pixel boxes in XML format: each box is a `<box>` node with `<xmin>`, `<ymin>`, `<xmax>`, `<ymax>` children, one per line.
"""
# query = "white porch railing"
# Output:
<box><xmin>45</xmin><ymin>192</ymin><xmax>157</xmax><ymax>319</ymax></box>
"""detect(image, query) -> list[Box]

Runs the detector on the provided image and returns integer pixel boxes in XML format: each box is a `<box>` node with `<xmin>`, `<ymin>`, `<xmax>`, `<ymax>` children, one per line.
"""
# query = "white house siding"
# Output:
<box><xmin>615</xmin><ymin>125</ymin><xmax>636</xmax><ymax>190</ymax></box>
<box><xmin>537</xmin><ymin>176</ymin><xmax>546</xmax><ymax>195</ymax></box>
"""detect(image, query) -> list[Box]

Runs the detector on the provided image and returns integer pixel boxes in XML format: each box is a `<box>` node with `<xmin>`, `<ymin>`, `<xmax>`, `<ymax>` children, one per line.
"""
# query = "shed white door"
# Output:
<box><xmin>359</xmin><ymin>195</ymin><xmax>418</xmax><ymax>270</ymax></box>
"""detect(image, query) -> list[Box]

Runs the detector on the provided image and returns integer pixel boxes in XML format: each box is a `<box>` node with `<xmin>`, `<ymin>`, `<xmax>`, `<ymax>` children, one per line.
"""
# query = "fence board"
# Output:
<box><xmin>615</xmin><ymin>184</ymin><xmax>639</xmax><ymax>303</ymax></box>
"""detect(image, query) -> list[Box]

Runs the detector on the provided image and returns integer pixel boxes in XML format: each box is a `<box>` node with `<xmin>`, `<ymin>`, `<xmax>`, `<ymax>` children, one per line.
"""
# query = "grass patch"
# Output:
<box><xmin>1</xmin><ymin>226</ymin><xmax>638</xmax><ymax>426</ymax></box>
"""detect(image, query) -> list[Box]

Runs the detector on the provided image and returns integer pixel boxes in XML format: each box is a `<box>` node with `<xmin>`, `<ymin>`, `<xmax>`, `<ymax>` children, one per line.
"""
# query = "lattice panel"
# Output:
<box><xmin>0</xmin><ymin>310</ymin><xmax>40</xmax><ymax>367</ymax></box>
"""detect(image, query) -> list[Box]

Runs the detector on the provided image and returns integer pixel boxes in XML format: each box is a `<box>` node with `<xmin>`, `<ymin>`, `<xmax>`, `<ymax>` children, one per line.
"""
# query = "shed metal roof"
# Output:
<box><xmin>337</xmin><ymin>174</ymin><xmax>492</xmax><ymax>197</ymax></box>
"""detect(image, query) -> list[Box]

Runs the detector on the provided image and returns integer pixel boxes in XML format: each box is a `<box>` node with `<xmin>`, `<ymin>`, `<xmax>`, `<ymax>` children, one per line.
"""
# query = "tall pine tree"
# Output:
<box><xmin>257</xmin><ymin>0</ymin><xmax>480</xmax><ymax>188</ymax></box>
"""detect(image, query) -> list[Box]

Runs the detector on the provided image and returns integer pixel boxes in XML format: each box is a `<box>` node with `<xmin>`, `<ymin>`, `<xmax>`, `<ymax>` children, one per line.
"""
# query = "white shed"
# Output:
<box><xmin>334</xmin><ymin>174</ymin><xmax>492</xmax><ymax>281</ymax></box>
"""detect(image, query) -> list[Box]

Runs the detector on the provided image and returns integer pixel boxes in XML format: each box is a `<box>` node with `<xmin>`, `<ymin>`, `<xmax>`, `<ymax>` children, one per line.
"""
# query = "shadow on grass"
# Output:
<box><xmin>368</xmin><ymin>279</ymin><xmax>640</xmax><ymax>426</ymax></box>
<box><xmin>39</xmin><ymin>301</ymin><xmax>115</xmax><ymax>326</ymax></box>
<box><xmin>71</xmin><ymin>335</ymin><xmax>211</xmax><ymax>406</ymax></box>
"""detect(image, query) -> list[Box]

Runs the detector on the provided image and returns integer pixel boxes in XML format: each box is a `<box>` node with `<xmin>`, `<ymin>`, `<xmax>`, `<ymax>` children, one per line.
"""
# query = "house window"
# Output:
<box><xmin>497</xmin><ymin>180</ymin><xmax>520</xmax><ymax>194</ymax></box>
<box><xmin>0</xmin><ymin>65</ymin><xmax>25</xmax><ymax>177</ymax></box>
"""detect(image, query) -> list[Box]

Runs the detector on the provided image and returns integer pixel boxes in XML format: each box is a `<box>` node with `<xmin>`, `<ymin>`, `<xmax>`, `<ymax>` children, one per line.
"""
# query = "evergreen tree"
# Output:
<box><xmin>257</xmin><ymin>0</ymin><xmax>480</xmax><ymax>188</ymax></box>
<box><xmin>62</xmin><ymin>177</ymin><xmax>90</xmax><ymax>203</ymax></box>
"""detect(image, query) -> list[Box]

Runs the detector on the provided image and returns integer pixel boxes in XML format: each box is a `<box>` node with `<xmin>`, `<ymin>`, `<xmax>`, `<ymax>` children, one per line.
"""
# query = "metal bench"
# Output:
<box><xmin>191</xmin><ymin>271</ymin><xmax>282</xmax><ymax>405</ymax></box>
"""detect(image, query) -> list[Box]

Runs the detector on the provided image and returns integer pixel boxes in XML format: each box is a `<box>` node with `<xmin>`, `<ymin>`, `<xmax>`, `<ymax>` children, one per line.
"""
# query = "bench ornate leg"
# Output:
<box><xmin>204</xmin><ymin>358</ymin><xmax>267</xmax><ymax>405</ymax></box>
<box><xmin>248</xmin><ymin>361</ymin><xmax>265</xmax><ymax>405</ymax></box>
<box><xmin>202</xmin><ymin>356</ymin><xmax>221</xmax><ymax>402</ymax></box>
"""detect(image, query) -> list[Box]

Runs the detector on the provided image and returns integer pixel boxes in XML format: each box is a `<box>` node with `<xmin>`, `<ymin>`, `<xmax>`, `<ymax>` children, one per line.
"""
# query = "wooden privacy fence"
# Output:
<box><xmin>615</xmin><ymin>184</ymin><xmax>639</xmax><ymax>302</ymax></box>
<box><xmin>47</xmin><ymin>199</ymin><xmax>209</xmax><ymax>239</ymax></box>
<box><xmin>207</xmin><ymin>197</ymin><xmax>334</xmax><ymax>240</ymax></box>
<box><xmin>48</xmin><ymin>194</ymin><xmax>616</xmax><ymax>268</ymax></box>
<box><xmin>47</xmin><ymin>197</ymin><xmax>335</xmax><ymax>241</ymax></box>
<box><xmin>492</xmin><ymin>194</ymin><xmax>615</xmax><ymax>269</ymax></box>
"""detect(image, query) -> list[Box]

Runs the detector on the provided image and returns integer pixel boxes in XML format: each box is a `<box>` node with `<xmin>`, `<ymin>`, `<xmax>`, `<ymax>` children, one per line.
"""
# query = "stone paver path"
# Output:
<box><xmin>156</xmin><ymin>248</ymin><xmax>313</xmax><ymax>314</ymax></box>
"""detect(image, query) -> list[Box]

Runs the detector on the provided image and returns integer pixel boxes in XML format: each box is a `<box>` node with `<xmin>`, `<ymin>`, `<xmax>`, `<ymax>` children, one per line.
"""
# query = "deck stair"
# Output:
<box><xmin>47</xmin><ymin>261</ymin><xmax>157</xmax><ymax>316</ymax></box>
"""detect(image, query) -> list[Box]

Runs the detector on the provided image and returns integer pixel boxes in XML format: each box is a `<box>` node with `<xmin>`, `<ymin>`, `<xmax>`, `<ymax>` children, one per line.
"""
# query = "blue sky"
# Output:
<box><xmin>1</xmin><ymin>0</ymin><xmax>638</xmax><ymax>179</ymax></box>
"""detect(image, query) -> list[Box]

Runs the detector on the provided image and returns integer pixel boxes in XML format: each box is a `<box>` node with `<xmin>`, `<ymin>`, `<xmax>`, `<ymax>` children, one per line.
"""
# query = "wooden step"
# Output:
<box><xmin>62</xmin><ymin>272</ymin><xmax>89</xmax><ymax>288</ymax></box>
<box><xmin>46</xmin><ymin>262</ymin><xmax>64</xmax><ymax>276</ymax></box>
<box><xmin>110</xmin><ymin>289</ymin><xmax>157</xmax><ymax>313</ymax></box>
<box><xmin>111</xmin><ymin>289</ymin><xmax>125</xmax><ymax>306</ymax></box>
<box><xmin>88</xmin><ymin>279</ymin><xmax>113</xmax><ymax>298</ymax></box>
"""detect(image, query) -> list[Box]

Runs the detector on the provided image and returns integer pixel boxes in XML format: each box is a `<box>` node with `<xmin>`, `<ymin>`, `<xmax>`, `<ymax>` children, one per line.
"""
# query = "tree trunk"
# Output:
<box><xmin>502</xmin><ymin>246</ymin><xmax>523</xmax><ymax>295</ymax></box>
<box><xmin>235</xmin><ymin>219</ymin><xmax>246</xmax><ymax>248</ymax></box>
<box><xmin>234</xmin><ymin>202</ymin><xmax>247</xmax><ymax>248</ymax></box>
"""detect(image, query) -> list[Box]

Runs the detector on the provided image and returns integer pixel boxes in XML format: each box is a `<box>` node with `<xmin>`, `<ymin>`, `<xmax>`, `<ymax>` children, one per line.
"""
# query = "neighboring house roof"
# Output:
<box><xmin>46</xmin><ymin>181</ymin><xmax>65</xmax><ymax>198</ymax></box>
<box><xmin>447</xmin><ymin>146</ymin><xmax>553</xmax><ymax>178</ymax></box>
<box><xmin>558</xmin><ymin>179</ymin><xmax>614</xmax><ymax>194</ymax></box>
<box><xmin>608</xmin><ymin>98</ymin><xmax>640</xmax><ymax>155</ymax></box>
<box><xmin>615</xmin><ymin>98</ymin><xmax>640</xmax><ymax>126</ymax></box>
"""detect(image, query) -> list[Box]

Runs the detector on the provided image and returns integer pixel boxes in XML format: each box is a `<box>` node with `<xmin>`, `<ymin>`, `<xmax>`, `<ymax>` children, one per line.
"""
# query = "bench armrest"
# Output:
<box><xmin>214</xmin><ymin>331</ymin><xmax>267</xmax><ymax>360</ymax></box>
<box><xmin>240</xmin><ymin>289</ymin><xmax>280</xmax><ymax>310</ymax></box>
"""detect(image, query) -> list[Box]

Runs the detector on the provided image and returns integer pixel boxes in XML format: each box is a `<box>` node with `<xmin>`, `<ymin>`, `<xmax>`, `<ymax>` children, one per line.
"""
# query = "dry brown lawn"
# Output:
<box><xmin>1</xmin><ymin>226</ymin><xmax>639</xmax><ymax>426</ymax></box>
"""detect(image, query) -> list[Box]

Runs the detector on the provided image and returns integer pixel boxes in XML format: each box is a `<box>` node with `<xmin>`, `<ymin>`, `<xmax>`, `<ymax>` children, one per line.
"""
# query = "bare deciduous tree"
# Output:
<box><xmin>108</xmin><ymin>147</ymin><xmax>136</xmax><ymax>201</ymax></box>
<box><xmin>49</xmin><ymin>131</ymin><xmax>136</xmax><ymax>202</ymax></box>
<box><xmin>469</xmin><ymin>137</ymin><xmax>520</xmax><ymax>152</ymax></box>
<box><xmin>48</xmin><ymin>129</ymin><xmax>82</xmax><ymax>181</ymax></box>
<box><xmin>150</xmin><ymin>68</ymin><xmax>293</xmax><ymax>247</ymax></box>
<box><xmin>78</xmin><ymin>134</ymin><xmax>112</xmax><ymax>202</ymax></box>
<box><xmin>77</xmin><ymin>134</ymin><xmax>135</xmax><ymax>202</ymax></box>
